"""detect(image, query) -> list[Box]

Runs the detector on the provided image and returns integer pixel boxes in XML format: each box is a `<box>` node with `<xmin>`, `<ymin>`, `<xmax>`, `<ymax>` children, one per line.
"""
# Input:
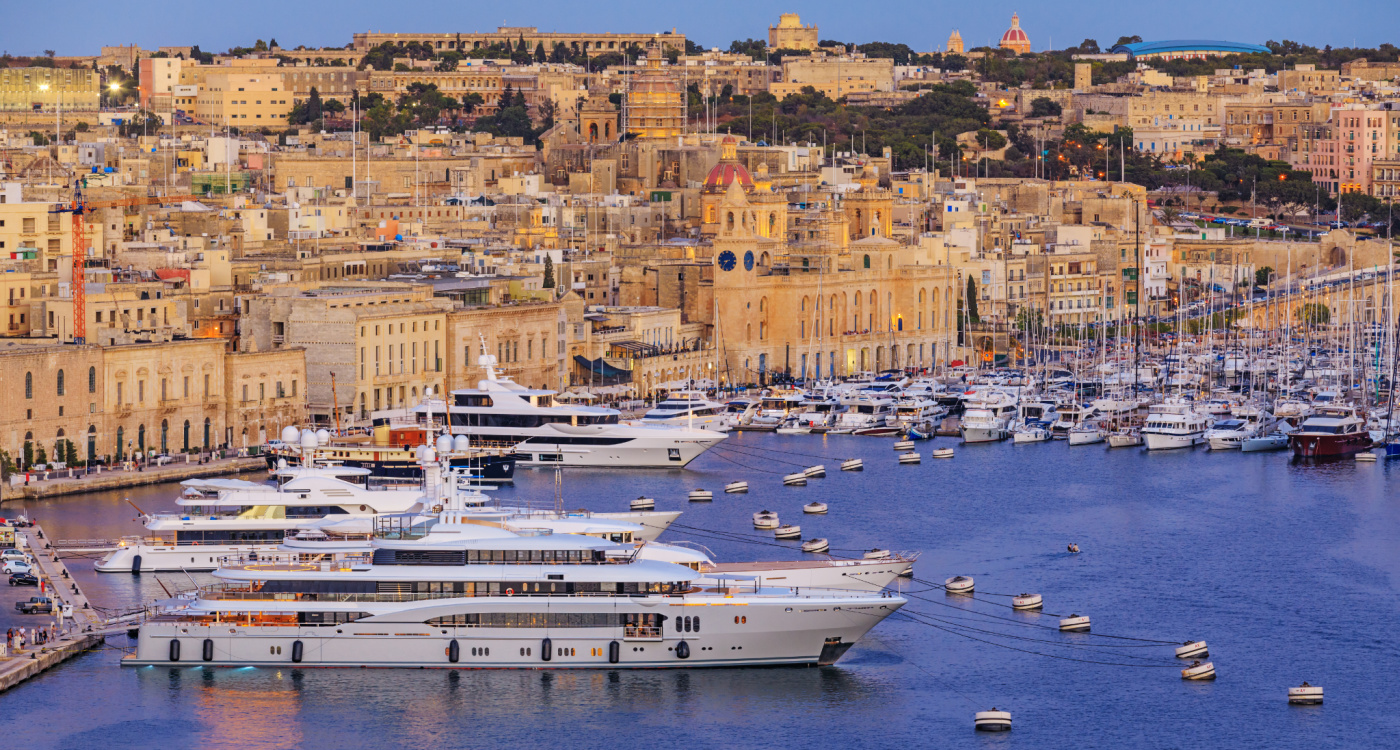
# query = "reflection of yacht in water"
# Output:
<box><xmin>422</xmin><ymin>354</ymin><xmax>727</xmax><ymax>468</ymax></box>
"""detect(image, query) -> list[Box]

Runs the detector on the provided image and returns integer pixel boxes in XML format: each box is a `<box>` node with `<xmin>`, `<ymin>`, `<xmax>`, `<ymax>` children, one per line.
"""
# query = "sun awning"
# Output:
<box><xmin>573</xmin><ymin>355</ymin><xmax>629</xmax><ymax>378</ymax></box>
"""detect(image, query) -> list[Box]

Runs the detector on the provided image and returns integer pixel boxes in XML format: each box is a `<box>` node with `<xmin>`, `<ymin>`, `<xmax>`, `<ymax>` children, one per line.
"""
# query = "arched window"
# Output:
<box><xmin>138</xmin><ymin>424</ymin><xmax>146</xmax><ymax>453</ymax></box>
<box><xmin>116</xmin><ymin>426</ymin><xmax>124</xmax><ymax>460</ymax></box>
<box><xmin>863</xmin><ymin>254</ymin><xmax>870</xmax><ymax>269</ymax></box>
<box><xmin>183</xmin><ymin>420</ymin><xmax>191</xmax><ymax>452</ymax></box>
<box><xmin>161</xmin><ymin>420</ymin><xmax>169</xmax><ymax>453</ymax></box>
<box><xmin>89</xmin><ymin>366</ymin><xmax>96</xmax><ymax>393</ymax></box>
<box><xmin>726</xmin><ymin>212</ymin><xmax>735</xmax><ymax>231</ymax></box>
<box><xmin>56</xmin><ymin>369</ymin><xmax>65</xmax><ymax>396</ymax></box>
<box><xmin>203</xmin><ymin>418</ymin><xmax>211</xmax><ymax>450</ymax></box>
<box><xmin>87</xmin><ymin>425</ymin><xmax>96</xmax><ymax>461</ymax></box>
<box><xmin>25</xmin><ymin>372</ymin><xmax>33</xmax><ymax>399</ymax></box>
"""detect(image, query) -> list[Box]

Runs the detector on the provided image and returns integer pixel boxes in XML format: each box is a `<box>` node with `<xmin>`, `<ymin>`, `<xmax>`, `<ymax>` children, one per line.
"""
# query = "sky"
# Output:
<box><xmin>2</xmin><ymin>0</ymin><xmax>1396</xmax><ymax>57</ymax></box>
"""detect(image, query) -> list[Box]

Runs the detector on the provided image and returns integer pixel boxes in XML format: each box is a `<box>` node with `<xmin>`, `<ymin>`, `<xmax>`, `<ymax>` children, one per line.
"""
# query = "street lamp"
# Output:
<box><xmin>108</xmin><ymin>82</ymin><xmax>121</xmax><ymax>109</ymax></box>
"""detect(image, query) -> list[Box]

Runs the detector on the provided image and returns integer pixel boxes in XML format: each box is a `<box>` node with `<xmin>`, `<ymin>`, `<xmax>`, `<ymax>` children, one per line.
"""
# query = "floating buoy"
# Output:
<box><xmin>774</xmin><ymin>524</ymin><xmax>802</xmax><ymax>539</ymax></box>
<box><xmin>1012</xmin><ymin>593</ymin><xmax>1043</xmax><ymax>610</ymax></box>
<box><xmin>1288</xmin><ymin>682</ymin><xmax>1323</xmax><ymax>705</ymax></box>
<box><xmin>1356</xmin><ymin>452</ymin><xmax>1377</xmax><ymax>462</ymax></box>
<box><xmin>893</xmin><ymin>440</ymin><xmax>915</xmax><ymax>451</ymax></box>
<box><xmin>752</xmin><ymin>511</ymin><xmax>779</xmax><ymax>529</ymax></box>
<box><xmin>1175</xmin><ymin>640</ymin><xmax>1209</xmax><ymax>659</ymax></box>
<box><xmin>1181</xmin><ymin>660</ymin><xmax>1216</xmax><ymax>680</ymax></box>
<box><xmin>688</xmin><ymin>489</ymin><xmax>713</xmax><ymax>502</ymax></box>
<box><xmin>945</xmin><ymin>575</ymin><xmax>975</xmax><ymax>594</ymax></box>
<box><xmin>841</xmin><ymin>458</ymin><xmax>864</xmax><ymax>471</ymax></box>
<box><xmin>724</xmin><ymin>481</ymin><xmax>749</xmax><ymax>494</ymax></box>
<box><xmin>803</xmin><ymin>502</ymin><xmax>828</xmax><ymax>514</ymax></box>
<box><xmin>630</xmin><ymin>496</ymin><xmax>655</xmax><ymax>510</ymax></box>
<box><xmin>801</xmin><ymin>538</ymin><xmax>830</xmax><ymax>553</ymax></box>
<box><xmin>1059</xmin><ymin>614</ymin><xmax>1091</xmax><ymax>632</ymax></box>
<box><xmin>782</xmin><ymin>472</ymin><xmax>808</xmax><ymax>486</ymax></box>
<box><xmin>932</xmin><ymin>448</ymin><xmax>955</xmax><ymax>459</ymax></box>
<box><xmin>1067</xmin><ymin>543</ymin><xmax>1081</xmax><ymax>553</ymax></box>
<box><xmin>803</xmin><ymin>464</ymin><xmax>826</xmax><ymax>478</ymax></box>
<box><xmin>898</xmin><ymin>451</ymin><xmax>922</xmax><ymax>464</ymax></box>
<box><xmin>974</xmin><ymin>708</ymin><xmax>1012</xmax><ymax>732</ymax></box>
<box><xmin>864</xmin><ymin>548</ymin><xmax>892</xmax><ymax>560</ymax></box>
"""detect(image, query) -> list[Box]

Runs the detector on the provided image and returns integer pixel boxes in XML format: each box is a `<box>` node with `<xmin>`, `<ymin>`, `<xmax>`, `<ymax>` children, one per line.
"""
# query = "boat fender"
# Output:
<box><xmin>202</xmin><ymin>638</ymin><xmax>214</xmax><ymax>662</ymax></box>
<box><xmin>448</xmin><ymin>639</ymin><xmax>460</xmax><ymax>663</ymax></box>
<box><xmin>505</xmin><ymin>588</ymin><xmax>514</xmax><ymax>597</ymax></box>
<box><xmin>131</xmin><ymin>555</ymin><xmax>142</xmax><ymax>575</ymax></box>
<box><xmin>291</xmin><ymin>640</ymin><xmax>303</xmax><ymax>663</ymax></box>
<box><xmin>676</xmin><ymin>641</ymin><xmax>690</xmax><ymax>659</ymax></box>
<box><xmin>608</xmin><ymin>640</ymin><xmax>620</xmax><ymax>664</ymax></box>
<box><xmin>168</xmin><ymin>639</ymin><xmax>180</xmax><ymax>662</ymax></box>
<box><xmin>541</xmin><ymin>638</ymin><xmax>552</xmax><ymax>661</ymax></box>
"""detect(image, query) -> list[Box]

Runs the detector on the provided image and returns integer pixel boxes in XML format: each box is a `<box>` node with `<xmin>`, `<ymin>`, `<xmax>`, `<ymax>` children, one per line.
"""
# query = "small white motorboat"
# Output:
<box><xmin>974</xmin><ymin>709</ymin><xmax>1012</xmax><ymax>732</ymax></box>
<box><xmin>630</xmin><ymin>496</ymin><xmax>655</xmax><ymax>510</ymax></box>
<box><xmin>1059</xmin><ymin>614</ymin><xmax>1091</xmax><ymax>632</ymax></box>
<box><xmin>863</xmin><ymin>549</ymin><xmax>892</xmax><ymax>560</ymax></box>
<box><xmin>800</xmin><ymin>538</ymin><xmax>830</xmax><ymax>553</ymax></box>
<box><xmin>893</xmin><ymin>440</ymin><xmax>916</xmax><ymax>451</ymax></box>
<box><xmin>1107</xmin><ymin>430</ymin><xmax>1144</xmax><ymax>448</ymax></box>
<box><xmin>1012</xmin><ymin>593</ymin><xmax>1043</xmax><ymax>610</ymax></box>
<box><xmin>803</xmin><ymin>464</ymin><xmax>826</xmax><ymax>478</ymax></box>
<box><xmin>1012</xmin><ymin>425</ymin><xmax>1051</xmax><ymax>443</ymax></box>
<box><xmin>1181</xmin><ymin>661</ymin><xmax>1216</xmax><ymax>680</ymax></box>
<box><xmin>931</xmin><ymin>448</ymin><xmax>955</xmax><ymax>459</ymax></box>
<box><xmin>945</xmin><ymin>575</ymin><xmax>975</xmax><ymax>594</ymax></box>
<box><xmin>841</xmin><ymin>458</ymin><xmax>864</xmax><ymax>471</ymax></box>
<box><xmin>724</xmin><ymin>481</ymin><xmax>749</xmax><ymax>494</ymax></box>
<box><xmin>1356</xmin><ymin>451</ymin><xmax>1378</xmax><ymax>462</ymax></box>
<box><xmin>688</xmin><ymin>489</ymin><xmax>713</xmax><ymax>502</ymax></box>
<box><xmin>782</xmin><ymin>472</ymin><xmax>808</xmax><ymax>486</ymax></box>
<box><xmin>1067</xmin><ymin>423</ymin><xmax>1107</xmax><ymax>446</ymax></box>
<box><xmin>1175</xmin><ymin>640</ymin><xmax>1209</xmax><ymax>659</ymax></box>
<box><xmin>898</xmin><ymin>451</ymin><xmax>921</xmax><ymax>464</ymax></box>
<box><xmin>803</xmin><ymin>502</ymin><xmax>828</xmax><ymax>514</ymax></box>
<box><xmin>774</xmin><ymin>524</ymin><xmax>801</xmax><ymax>539</ymax></box>
<box><xmin>1288</xmin><ymin>683</ymin><xmax>1323</xmax><ymax>704</ymax></box>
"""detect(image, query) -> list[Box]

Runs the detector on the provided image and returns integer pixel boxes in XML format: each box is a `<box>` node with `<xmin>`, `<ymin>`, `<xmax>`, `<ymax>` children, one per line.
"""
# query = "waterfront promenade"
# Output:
<box><xmin>4</xmin><ymin>454</ymin><xmax>267</xmax><ymax>500</ymax></box>
<box><xmin>0</xmin><ymin>525</ymin><xmax>105</xmax><ymax>692</ymax></box>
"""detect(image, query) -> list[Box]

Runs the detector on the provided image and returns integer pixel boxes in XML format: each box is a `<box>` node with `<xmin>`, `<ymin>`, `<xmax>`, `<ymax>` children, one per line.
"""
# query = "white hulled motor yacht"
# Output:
<box><xmin>960</xmin><ymin>391</ymin><xmax>1017</xmax><ymax>443</ymax></box>
<box><xmin>1142</xmin><ymin>399</ymin><xmax>1213</xmax><ymax>450</ymax></box>
<box><xmin>834</xmin><ymin>395</ymin><xmax>897</xmax><ymax>434</ymax></box>
<box><xmin>635</xmin><ymin>390</ymin><xmax>731</xmax><ymax>432</ymax></box>
<box><xmin>95</xmin><ymin>458</ymin><xmax>422</xmax><ymax>573</ymax></box>
<box><xmin>892</xmin><ymin>397</ymin><xmax>947</xmax><ymax>433</ymax></box>
<box><xmin>426</xmin><ymin>353</ymin><xmax>726</xmax><ymax>467</ymax></box>
<box><xmin>127</xmin><ymin>456</ymin><xmax>906</xmax><ymax>669</ymax></box>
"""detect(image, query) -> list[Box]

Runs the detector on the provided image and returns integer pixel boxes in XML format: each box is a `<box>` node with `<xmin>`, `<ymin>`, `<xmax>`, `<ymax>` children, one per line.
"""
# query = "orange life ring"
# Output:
<box><xmin>505</xmin><ymin>588</ymin><xmax>514</xmax><ymax>596</ymax></box>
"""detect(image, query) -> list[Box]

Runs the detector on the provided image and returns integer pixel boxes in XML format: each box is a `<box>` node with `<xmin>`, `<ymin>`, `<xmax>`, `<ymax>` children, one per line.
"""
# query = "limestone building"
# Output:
<box><xmin>625</xmin><ymin>41</ymin><xmax>686</xmax><ymax>140</ymax></box>
<box><xmin>946</xmin><ymin>31</ymin><xmax>964</xmax><ymax>55</ymax></box>
<box><xmin>768</xmin><ymin>14</ymin><xmax>819</xmax><ymax>51</ymax></box>
<box><xmin>0</xmin><ymin>67</ymin><xmax>99</xmax><ymax>112</ymax></box>
<box><xmin>999</xmin><ymin>14</ymin><xmax>1031</xmax><ymax>55</ymax></box>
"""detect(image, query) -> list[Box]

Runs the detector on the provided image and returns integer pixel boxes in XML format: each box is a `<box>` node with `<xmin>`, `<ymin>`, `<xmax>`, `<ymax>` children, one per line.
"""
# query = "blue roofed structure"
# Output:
<box><xmin>1109</xmin><ymin>40</ymin><xmax>1272</xmax><ymax>60</ymax></box>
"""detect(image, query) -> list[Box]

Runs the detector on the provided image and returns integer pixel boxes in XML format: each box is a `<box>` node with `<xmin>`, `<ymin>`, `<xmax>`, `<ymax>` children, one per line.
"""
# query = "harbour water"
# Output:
<box><xmin>2</xmin><ymin>432</ymin><xmax>1397</xmax><ymax>748</ymax></box>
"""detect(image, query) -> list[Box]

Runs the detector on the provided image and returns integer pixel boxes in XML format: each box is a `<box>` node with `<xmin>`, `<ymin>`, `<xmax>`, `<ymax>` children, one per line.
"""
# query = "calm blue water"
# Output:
<box><xmin>2</xmin><ymin>433</ymin><xmax>1397</xmax><ymax>749</ymax></box>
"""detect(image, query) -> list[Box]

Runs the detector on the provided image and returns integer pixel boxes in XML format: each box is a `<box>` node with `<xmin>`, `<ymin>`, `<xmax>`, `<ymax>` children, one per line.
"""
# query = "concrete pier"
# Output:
<box><xmin>0</xmin><ymin>525</ymin><xmax>108</xmax><ymax>693</ymax></box>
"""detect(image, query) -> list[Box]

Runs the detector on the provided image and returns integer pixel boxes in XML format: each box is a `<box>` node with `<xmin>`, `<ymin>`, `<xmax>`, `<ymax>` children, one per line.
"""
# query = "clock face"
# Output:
<box><xmin>743</xmin><ymin>250</ymin><xmax>755</xmax><ymax>271</ymax></box>
<box><xmin>718</xmin><ymin>250</ymin><xmax>737</xmax><ymax>271</ymax></box>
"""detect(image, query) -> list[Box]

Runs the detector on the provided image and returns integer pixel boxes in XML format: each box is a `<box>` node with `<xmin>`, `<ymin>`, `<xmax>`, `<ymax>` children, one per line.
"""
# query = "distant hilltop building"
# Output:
<box><xmin>768</xmin><ymin>13</ymin><xmax>818</xmax><ymax>51</ymax></box>
<box><xmin>999</xmin><ymin>13</ymin><xmax>1031</xmax><ymax>55</ymax></box>
<box><xmin>946</xmin><ymin>30</ymin><xmax>964</xmax><ymax>54</ymax></box>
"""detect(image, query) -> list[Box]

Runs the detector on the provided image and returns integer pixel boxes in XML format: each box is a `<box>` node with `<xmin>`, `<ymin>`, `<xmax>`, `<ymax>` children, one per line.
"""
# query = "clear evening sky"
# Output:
<box><xmin>1</xmin><ymin>0</ymin><xmax>1395</xmax><ymax>56</ymax></box>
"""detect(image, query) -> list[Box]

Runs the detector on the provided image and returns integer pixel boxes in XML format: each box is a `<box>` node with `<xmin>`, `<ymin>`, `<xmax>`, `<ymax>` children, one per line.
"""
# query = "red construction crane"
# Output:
<box><xmin>51</xmin><ymin>182</ymin><xmax>195</xmax><ymax>344</ymax></box>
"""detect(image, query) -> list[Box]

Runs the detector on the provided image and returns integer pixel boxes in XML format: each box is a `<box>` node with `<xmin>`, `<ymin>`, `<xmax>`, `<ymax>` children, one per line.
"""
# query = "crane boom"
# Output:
<box><xmin>51</xmin><ymin>184</ymin><xmax>196</xmax><ymax>344</ymax></box>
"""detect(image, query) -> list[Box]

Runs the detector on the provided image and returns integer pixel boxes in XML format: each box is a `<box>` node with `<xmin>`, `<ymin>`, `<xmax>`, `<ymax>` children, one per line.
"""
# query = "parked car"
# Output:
<box><xmin>2</xmin><ymin>560</ymin><xmax>32</xmax><ymax>575</ymax></box>
<box><xmin>15</xmin><ymin>596</ymin><xmax>52</xmax><ymax>614</ymax></box>
<box><xmin>7</xmin><ymin>572</ymin><xmax>37</xmax><ymax>586</ymax></box>
<box><xmin>0</xmin><ymin>548</ymin><xmax>29</xmax><ymax>563</ymax></box>
<box><xmin>1327</xmin><ymin>220</ymin><xmax>1349</xmax><ymax>229</ymax></box>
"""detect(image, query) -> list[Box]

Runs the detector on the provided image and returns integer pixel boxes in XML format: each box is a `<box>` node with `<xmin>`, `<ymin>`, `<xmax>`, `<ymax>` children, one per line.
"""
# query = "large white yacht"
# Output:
<box><xmin>424</xmin><ymin>354</ymin><xmax>726</xmax><ymax>468</ymax></box>
<box><xmin>634</xmin><ymin>390</ymin><xmax>731</xmax><ymax>432</ymax></box>
<box><xmin>833</xmin><ymin>395</ymin><xmax>897</xmax><ymax>434</ymax></box>
<box><xmin>94</xmin><ymin>464</ymin><xmax>422</xmax><ymax>573</ymax></box>
<box><xmin>1142</xmin><ymin>399</ymin><xmax>1213</xmax><ymax>450</ymax></box>
<box><xmin>126</xmin><ymin>463</ymin><xmax>906</xmax><ymax>669</ymax></box>
<box><xmin>960</xmin><ymin>391</ymin><xmax>1018</xmax><ymax>443</ymax></box>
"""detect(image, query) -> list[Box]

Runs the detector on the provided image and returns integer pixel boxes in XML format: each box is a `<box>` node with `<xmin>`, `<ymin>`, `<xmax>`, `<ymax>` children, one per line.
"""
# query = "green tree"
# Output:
<box><xmin>1029</xmin><ymin>97</ymin><xmax>1062</xmax><ymax>118</ymax></box>
<box><xmin>543</xmin><ymin>255</ymin><xmax>555</xmax><ymax>289</ymax></box>
<box><xmin>1255</xmin><ymin>266</ymin><xmax>1274</xmax><ymax>287</ymax></box>
<box><xmin>966</xmin><ymin>277</ymin><xmax>981</xmax><ymax>324</ymax></box>
<box><xmin>1296</xmin><ymin>302</ymin><xmax>1330</xmax><ymax>325</ymax></box>
<box><xmin>1113</xmin><ymin>35</ymin><xmax>1143</xmax><ymax>48</ymax></box>
<box><xmin>534</xmin><ymin>42</ymin><xmax>546</xmax><ymax>63</ymax></box>
<box><xmin>306</xmin><ymin>86</ymin><xmax>323</xmax><ymax>122</ymax></box>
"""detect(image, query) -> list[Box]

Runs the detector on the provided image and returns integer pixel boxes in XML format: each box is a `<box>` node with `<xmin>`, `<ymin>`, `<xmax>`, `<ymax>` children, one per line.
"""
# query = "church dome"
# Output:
<box><xmin>999</xmin><ymin>14</ymin><xmax>1031</xmax><ymax>53</ymax></box>
<box><xmin>703</xmin><ymin>136</ymin><xmax>753</xmax><ymax>192</ymax></box>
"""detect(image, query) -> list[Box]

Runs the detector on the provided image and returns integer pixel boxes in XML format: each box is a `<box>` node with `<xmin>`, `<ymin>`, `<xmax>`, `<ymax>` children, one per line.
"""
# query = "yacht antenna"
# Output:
<box><xmin>553</xmin><ymin>463</ymin><xmax>564</xmax><ymax>515</ymax></box>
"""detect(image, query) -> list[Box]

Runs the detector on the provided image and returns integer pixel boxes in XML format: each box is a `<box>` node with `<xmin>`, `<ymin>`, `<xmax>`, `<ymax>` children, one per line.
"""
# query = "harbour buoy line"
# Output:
<box><xmin>649</xmin><ymin>520</ymin><xmax>829</xmax><ymax>552</ymax></box>
<box><xmin>702</xmin><ymin>447</ymin><xmax>788</xmax><ymax>475</ymax></box>
<box><xmin>711</xmin><ymin>443</ymin><xmax>816</xmax><ymax>468</ymax></box>
<box><xmin>888</xmin><ymin>610</ymin><xmax>1185</xmax><ymax>669</ymax></box>
<box><xmin>894</xmin><ymin>608</ymin><xmax>1183</xmax><ymax>663</ymax></box>
<box><xmin>717</xmin><ymin>440</ymin><xmax>841</xmax><ymax>462</ymax></box>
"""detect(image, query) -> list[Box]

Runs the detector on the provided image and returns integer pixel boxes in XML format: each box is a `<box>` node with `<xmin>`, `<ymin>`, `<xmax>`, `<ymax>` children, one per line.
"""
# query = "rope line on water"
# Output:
<box><xmin>889</xmin><ymin>610</ymin><xmax>1183</xmax><ymax>669</ymax></box>
<box><xmin>702</xmin><ymin>447</ymin><xmax>786</xmax><ymax>475</ymax></box>
<box><xmin>719</xmin><ymin>438</ymin><xmax>842</xmax><ymax>462</ymax></box>
<box><xmin>711</xmin><ymin>442</ymin><xmax>815</xmax><ymax>467</ymax></box>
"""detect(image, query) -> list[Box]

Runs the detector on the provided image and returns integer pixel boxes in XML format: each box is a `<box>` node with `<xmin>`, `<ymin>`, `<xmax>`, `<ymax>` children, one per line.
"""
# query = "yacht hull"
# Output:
<box><xmin>513</xmin><ymin>435</ymin><xmax>725</xmax><ymax>468</ymax></box>
<box><xmin>1289</xmin><ymin>433</ymin><xmax>1372</xmax><ymax>458</ymax></box>
<box><xmin>960</xmin><ymin>426</ymin><xmax>1007</xmax><ymax>443</ymax></box>
<box><xmin>125</xmin><ymin>595</ymin><xmax>906</xmax><ymax>668</ymax></box>
<box><xmin>96</xmin><ymin>543</ymin><xmax>279</xmax><ymax>573</ymax></box>
<box><xmin>1143</xmin><ymin>431</ymin><xmax>1204</xmax><ymax>451</ymax></box>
